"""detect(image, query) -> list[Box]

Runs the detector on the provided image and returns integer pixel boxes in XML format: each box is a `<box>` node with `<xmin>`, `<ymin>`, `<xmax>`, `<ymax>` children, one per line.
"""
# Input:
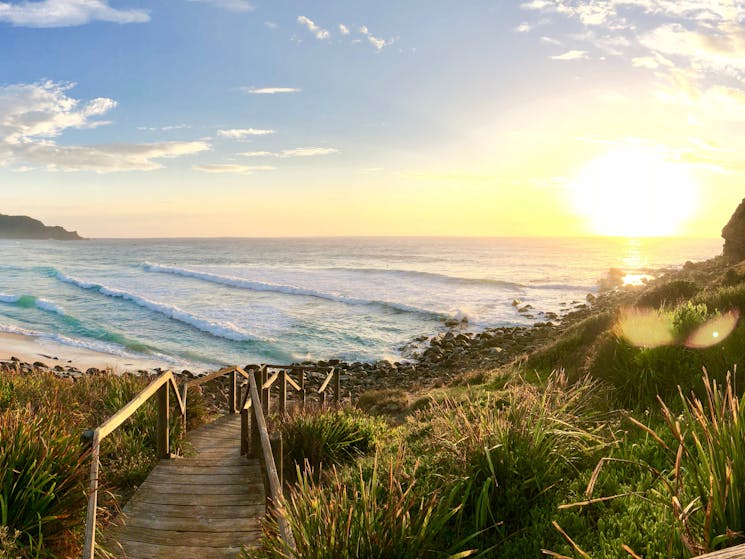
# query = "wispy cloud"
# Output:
<box><xmin>188</xmin><ymin>0</ymin><xmax>254</xmax><ymax>11</ymax></box>
<box><xmin>193</xmin><ymin>164</ymin><xmax>275</xmax><ymax>174</ymax></box>
<box><xmin>338</xmin><ymin>23</ymin><xmax>350</xmax><ymax>35</ymax></box>
<box><xmin>264</xmin><ymin>21</ymin><xmax>278</xmax><ymax>29</ymax></box>
<box><xmin>137</xmin><ymin>124</ymin><xmax>191</xmax><ymax>132</ymax></box>
<box><xmin>297</xmin><ymin>15</ymin><xmax>329</xmax><ymax>40</ymax></box>
<box><xmin>359</xmin><ymin>25</ymin><xmax>394</xmax><ymax>51</ymax></box>
<box><xmin>0</xmin><ymin>81</ymin><xmax>209</xmax><ymax>172</ymax></box>
<box><xmin>240</xmin><ymin>86</ymin><xmax>301</xmax><ymax>95</ymax></box>
<box><xmin>241</xmin><ymin>147</ymin><xmax>339</xmax><ymax>158</ymax></box>
<box><xmin>217</xmin><ymin>128</ymin><xmax>275</xmax><ymax>139</ymax></box>
<box><xmin>0</xmin><ymin>0</ymin><xmax>149</xmax><ymax>27</ymax></box>
<box><xmin>550</xmin><ymin>49</ymin><xmax>588</xmax><ymax>60</ymax></box>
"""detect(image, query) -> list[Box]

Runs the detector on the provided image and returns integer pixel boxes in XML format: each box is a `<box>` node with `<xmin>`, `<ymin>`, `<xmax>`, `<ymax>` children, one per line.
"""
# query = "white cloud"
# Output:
<box><xmin>264</xmin><ymin>21</ymin><xmax>278</xmax><ymax>29</ymax></box>
<box><xmin>359</xmin><ymin>25</ymin><xmax>394</xmax><ymax>50</ymax></box>
<box><xmin>550</xmin><ymin>49</ymin><xmax>588</xmax><ymax>60</ymax></box>
<box><xmin>193</xmin><ymin>164</ymin><xmax>275</xmax><ymax>174</ymax></box>
<box><xmin>339</xmin><ymin>23</ymin><xmax>350</xmax><ymax>35</ymax></box>
<box><xmin>515</xmin><ymin>22</ymin><xmax>534</xmax><ymax>32</ymax></box>
<box><xmin>0</xmin><ymin>81</ymin><xmax>210</xmax><ymax>172</ymax></box>
<box><xmin>540</xmin><ymin>36</ymin><xmax>562</xmax><ymax>45</ymax></box>
<box><xmin>188</xmin><ymin>0</ymin><xmax>254</xmax><ymax>11</ymax></box>
<box><xmin>240</xmin><ymin>86</ymin><xmax>301</xmax><ymax>95</ymax></box>
<box><xmin>0</xmin><ymin>0</ymin><xmax>149</xmax><ymax>27</ymax></box>
<box><xmin>241</xmin><ymin>147</ymin><xmax>339</xmax><ymax>158</ymax></box>
<box><xmin>297</xmin><ymin>15</ymin><xmax>329</xmax><ymax>40</ymax></box>
<box><xmin>137</xmin><ymin>124</ymin><xmax>191</xmax><ymax>132</ymax></box>
<box><xmin>217</xmin><ymin>128</ymin><xmax>275</xmax><ymax>139</ymax></box>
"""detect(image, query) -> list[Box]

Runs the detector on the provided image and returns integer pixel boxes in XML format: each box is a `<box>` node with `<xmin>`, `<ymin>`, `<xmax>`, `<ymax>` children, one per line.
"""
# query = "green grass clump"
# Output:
<box><xmin>246</xmin><ymin>452</ymin><xmax>469</xmax><ymax>559</ymax></box>
<box><xmin>280</xmin><ymin>407</ymin><xmax>384</xmax><ymax>478</ymax></box>
<box><xmin>414</xmin><ymin>373</ymin><xmax>608</xmax><ymax>553</ymax></box>
<box><xmin>0</xmin><ymin>409</ymin><xmax>87</xmax><ymax>557</ymax></box>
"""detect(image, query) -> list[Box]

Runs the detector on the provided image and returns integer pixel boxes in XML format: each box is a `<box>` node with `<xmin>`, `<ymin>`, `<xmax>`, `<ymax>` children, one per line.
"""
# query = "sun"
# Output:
<box><xmin>570</xmin><ymin>147</ymin><xmax>699</xmax><ymax>237</ymax></box>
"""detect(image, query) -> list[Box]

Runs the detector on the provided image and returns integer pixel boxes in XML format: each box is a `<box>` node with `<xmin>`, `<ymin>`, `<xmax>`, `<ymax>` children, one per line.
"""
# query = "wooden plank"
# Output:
<box><xmin>693</xmin><ymin>545</ymin><xmax>745</xmax><ymax>559</ymax></box>
<box><xmin>108</xmin><ymin>526</ymin><xmax>259</xmax><ymax>547</ymax></box>
<box><xmin>126</xmin><ymin>492</ymin><xmax>260</xmax><ymax>507</ymax></box>
<box><xmin>118</xmin><ymin>515</ymin><xmax>261</xmax><ymax>532</ymax></box>
<box><xmin>104</xmin><ymin>539</ymin><xmax>247</xmax><ymax>559</ymax></box>
<box><xmin>137</xmin><ymin>482</ymin><xmax>264</xmax><ymax>496</ymax></box>
<box><xmin>144</xmin><ymin>472</ymin><xmax>254</xmax><ymax>485</ymax></box>
<box><xmin>123</xmin><ymin>503</ymin><xmax>264</xmax><ymax>519</ymax></box>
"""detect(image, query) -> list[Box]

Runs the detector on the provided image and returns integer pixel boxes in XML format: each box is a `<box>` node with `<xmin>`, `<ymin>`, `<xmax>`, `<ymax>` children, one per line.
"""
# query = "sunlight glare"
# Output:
<box><xmin>571</xmin><ymin>147</ymin><xmax>698</xmax><ymax>237</ymax></box>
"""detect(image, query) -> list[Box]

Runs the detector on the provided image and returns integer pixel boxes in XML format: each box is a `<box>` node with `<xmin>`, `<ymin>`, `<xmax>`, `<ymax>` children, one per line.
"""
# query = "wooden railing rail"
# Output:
<box><xmin>81</xmin><ymin>370</ymin><xmax>184</xmax><ymax>559</ymax></box>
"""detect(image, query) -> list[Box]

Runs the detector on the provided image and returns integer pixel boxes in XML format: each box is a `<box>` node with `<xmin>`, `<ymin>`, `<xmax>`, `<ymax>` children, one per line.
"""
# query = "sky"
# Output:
<box><xmin>0</xmin><ymin>0</ymin><xmax>743</xmax><ymax>238</ymax></box>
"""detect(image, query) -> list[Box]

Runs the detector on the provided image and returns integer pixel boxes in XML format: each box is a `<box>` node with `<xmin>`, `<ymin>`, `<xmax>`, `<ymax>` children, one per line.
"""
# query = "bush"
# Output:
<box><xmin>280</xmin><ymin>408</ymin><xmax>383</xmax><ymax>479</ymax></box>
<box><xmin>0</xmin><ymin>409</ymin><xmax>88</xmax><ymax>556</ymax></box>
<box><xmin>636</xmin><ymin>280</ymin><xmax>700</xmax><ymax>309</ymax></box>
<box><xmin>246</xmin><ymin>452</ymin><xmax>469</xmax><ymax>559</ymax></box>
<box><xmin>416</xmin><ymin>373</ymin><xmax>607</xmax><ymax>551</ymax></box>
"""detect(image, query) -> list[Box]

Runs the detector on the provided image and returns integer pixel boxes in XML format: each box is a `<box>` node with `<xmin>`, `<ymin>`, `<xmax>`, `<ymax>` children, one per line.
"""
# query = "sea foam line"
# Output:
<box><xmin>0</xmin><ymin>322</ymin><xmax>187</xmax><ymax>366</ymax></box>
<box><xmin>55</xmin><ymin>272</ymin><xmax>265</xmax><ymax>343</ymax></box>
<box><xmin>0</xmin><ymin>293</ymin><xmax>67</xmax><ymax>316</ymax></box>
<box><xmin>143</xmin><ymin>262</ymin><xmax>448</xmax><ymax>320</ymax></box>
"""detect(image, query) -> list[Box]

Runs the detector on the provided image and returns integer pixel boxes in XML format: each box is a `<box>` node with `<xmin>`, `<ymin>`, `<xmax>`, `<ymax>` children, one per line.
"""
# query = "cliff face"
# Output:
<box><xmin>722</xmin><ymin>198</ymin><xmax>745</xmax><ymax>262</ymax></box>
<box><xmin>0</xmin><ymin>214</ymin><xmax>83</xmax><ymax>240</ymax></box>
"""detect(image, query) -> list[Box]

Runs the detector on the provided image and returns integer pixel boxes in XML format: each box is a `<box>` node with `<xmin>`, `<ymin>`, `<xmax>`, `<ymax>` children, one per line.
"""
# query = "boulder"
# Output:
<box><xmin>723</xmin><ymin>198</ymin><xmax>745</xmax><ymax>262</ymax></box>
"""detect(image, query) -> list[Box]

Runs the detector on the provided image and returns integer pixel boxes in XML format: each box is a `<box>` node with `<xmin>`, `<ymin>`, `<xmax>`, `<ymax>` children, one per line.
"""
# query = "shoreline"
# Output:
<box><xmin>0</xmin><ymin>331</ymin><xmax>177</xmax><ymax>374</ymax></box>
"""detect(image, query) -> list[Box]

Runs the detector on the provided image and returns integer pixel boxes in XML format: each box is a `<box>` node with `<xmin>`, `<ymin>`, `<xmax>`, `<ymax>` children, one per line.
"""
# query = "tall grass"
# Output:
<box><xmin>416</xmin><ymin>373</ymin><xmax>608</xmax><ymax>550</ymax></box>
<box><xmin>246</xmin><ymin>451</ymin><xmax>471</xmax><ymax>559</ymax></box>
<box><xmin>0</xmin><ymin>409</ymin><xmax>88</xmax><ymax>557</ymax></box>
<box><xmin>656</xmin><ymin>372</ymin><xmax>745</xmax><ymax>555</ymax></box>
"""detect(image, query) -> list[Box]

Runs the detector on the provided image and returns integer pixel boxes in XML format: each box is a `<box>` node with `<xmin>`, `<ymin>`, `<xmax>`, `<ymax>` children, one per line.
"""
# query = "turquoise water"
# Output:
<box><xmin>0</xmin><ymin>237</ymin><xmax>722</xmax><ymax>370</ymax></box>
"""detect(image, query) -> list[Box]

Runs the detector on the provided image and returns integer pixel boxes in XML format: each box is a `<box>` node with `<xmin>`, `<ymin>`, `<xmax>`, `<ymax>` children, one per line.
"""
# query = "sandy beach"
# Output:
<box><xmin>0</xmin><ymin>331</ymin><xmax>177</xmax><ymax>373</ymax></box>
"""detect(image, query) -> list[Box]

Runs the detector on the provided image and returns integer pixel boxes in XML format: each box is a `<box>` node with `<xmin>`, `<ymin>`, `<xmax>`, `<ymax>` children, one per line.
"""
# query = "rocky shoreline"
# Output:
<box><xmin>1</xmin><ymin>253</ymin><xmax>731</xmax><ymax>406</ymax></box>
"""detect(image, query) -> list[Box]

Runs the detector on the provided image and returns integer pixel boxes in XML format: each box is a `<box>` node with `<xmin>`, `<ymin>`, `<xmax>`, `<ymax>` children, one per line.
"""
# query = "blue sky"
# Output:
<box><xmin>0</xmin><ymin>1</ymin><xmax>743</xmax><ymax>237</ymax></box>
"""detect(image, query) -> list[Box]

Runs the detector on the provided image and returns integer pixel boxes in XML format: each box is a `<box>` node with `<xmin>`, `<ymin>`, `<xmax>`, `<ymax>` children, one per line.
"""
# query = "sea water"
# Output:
<box><xmin>0</xmin><ymin>237</ymin><xmax>721</xmax><ymax>370</ymax></box>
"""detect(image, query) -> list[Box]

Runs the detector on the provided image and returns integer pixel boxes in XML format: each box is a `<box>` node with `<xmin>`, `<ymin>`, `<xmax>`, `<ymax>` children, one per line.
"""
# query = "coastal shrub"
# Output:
<box><xmin>526</xmin><ymin>312</ymin><xmax>613</xmax><ymax>379</ymax></box>
<box><xmin>694</xmin><ymin>283</ymin><xmax>745</xmax><ymax>313</ymax></box>
<box><xmin>417</xmin><ymin>373</ymin><xmax>607</xmax><ymax>551</ymax></box>
<box><xmin>636</xmin><ymin>279</ymin><xmax>699</xmax><ymax>309</ymax></box>
<box><xmin>0</xmin><ymin>409</ymin><xmax>88</xmax><ymax>557</ymax></box>
<box><xmin>356</xmin><ymin>388</ymin><xmax>408</xmax><ymax>415</ymax></box>
<box><xmin>246</xmin><ymin>452</ymin><xmax>469</xmax><ymax>559</ymax></box>
<box><xmin>280</xmin><ymin>408</ymin><xmax>383</xmax><ymax>480</ymax></box>
<box><xmin>671</xmin><ymin>301</ymin><xmax>710</xmax><ymax>339</ymax></box>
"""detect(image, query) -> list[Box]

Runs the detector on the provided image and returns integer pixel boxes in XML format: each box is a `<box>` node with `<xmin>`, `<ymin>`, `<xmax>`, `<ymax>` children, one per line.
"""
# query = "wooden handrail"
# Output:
<box><xmin>240</xmin><ymin>367</ymin><xmax>296</xmax><ymax>553</ymax></box>
<box><xmin>82</xmin><ymin>371</ymin><xmax>184</xmax><ymax>559</ymax></box>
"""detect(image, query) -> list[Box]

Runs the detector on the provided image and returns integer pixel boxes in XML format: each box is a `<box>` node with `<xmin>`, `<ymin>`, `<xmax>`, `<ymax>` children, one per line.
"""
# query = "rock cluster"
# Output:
<box><xmin>722</xmin><ymin>198</ymin><xmax>745</xmax><ymax>262</ymax></box>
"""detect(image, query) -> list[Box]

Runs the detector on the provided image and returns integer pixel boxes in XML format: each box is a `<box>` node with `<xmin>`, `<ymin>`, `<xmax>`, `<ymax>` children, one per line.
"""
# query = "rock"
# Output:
<box><xmin>586</xmin><ymin>293</ymin><xmax>596</xmax><ymax>303</ymax></box>
<box><xmin>0</xmin><ymin>213</ymin><xmax>83</xmax><ymax>240</ymax></box>
<box><xmin>511</xmin><ymin>299</ymin><xmax>521</xmax><ymax>307</ymax></box>
<box><xmin>722</xmin><ymin>198</ymin><xmax>745</xmax><ymax>262</ymax></box>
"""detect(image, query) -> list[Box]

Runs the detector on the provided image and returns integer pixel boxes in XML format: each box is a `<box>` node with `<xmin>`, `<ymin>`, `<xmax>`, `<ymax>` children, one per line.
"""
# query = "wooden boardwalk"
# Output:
<box><xmin>104</xmin><ymin>415</ymin><xmax>265</xmax><ymax>559</ymax></box>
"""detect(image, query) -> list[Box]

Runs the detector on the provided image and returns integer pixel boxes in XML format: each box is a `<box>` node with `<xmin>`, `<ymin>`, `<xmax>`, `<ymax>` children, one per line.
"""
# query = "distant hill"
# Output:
<box><xmin>0</xmin><ymin>214</ymin><xmax>83</xmax><ymax>240</ymax></box>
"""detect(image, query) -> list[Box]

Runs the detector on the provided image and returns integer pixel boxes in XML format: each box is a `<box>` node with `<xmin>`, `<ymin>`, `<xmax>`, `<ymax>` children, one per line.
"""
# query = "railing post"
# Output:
<box><xmin>279</xmin><ymin>370</ymin><xmax>287</xmax><ymax>415</ymax></box>
<box><xmin>82</xmin><ymin>432</ymin><xmax>101</xmax><ymax>559</ymax></box>
<box><xmin>271</xmin><ymin>433</ymin><xmax>283</xmax><ymax>490</ymax></box>
<box><xmin>241</xmin><ymin>406</ymin><xmax>249</xmax><ymax>455</ymax></box>
<box><xmin>230</xmin><ymin>370</ymin><xmax>237</xmax><ymax>413</ymax></box>
<box><xmin>334</xmin><ymin>367</ymin><xmax>340</xmax><ymax>406</ymax></box>
<box><xmin>181</xmin><ymin>383</ymin><xmax>188</xmax><ymax>434</ymax></box>
<box><xmin>299</xmin><ymin>370</ymin><xmax>306</xmax><ymax>411</ymax></box>
<box><xmin>156</xmin><ymin>382</ymin><xmax>170</xmax><ymax>459</ymax></box>
<box><xmin>250</xmin><ymin>369</ymin><xmax>261</xmax><ymax>458</ymax></box>
<box><xmin>320</xmin><ymin>389</ymin><xmax>327</xmax><ymax>407</ymax></box>
<box><xmin>261</xmin><ymin>365</ymin><xmax>270</xmax><ymax>416</ymax></box>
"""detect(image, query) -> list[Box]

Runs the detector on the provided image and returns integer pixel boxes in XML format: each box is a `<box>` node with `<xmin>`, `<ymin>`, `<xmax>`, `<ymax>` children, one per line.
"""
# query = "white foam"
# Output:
<box><xmin>143</xmin><ymin>262</ymin><xmax>447</xmax><ymax>320</ymax></box>
<box><xmin>56</xmin><ymin>271</ymin><xmax>264</xmax><ymax>343</ymax></box>
<box><xmin>35</xmin><ymin>298</ymin><xmax>66</xmax><ymax>316</ymax></box>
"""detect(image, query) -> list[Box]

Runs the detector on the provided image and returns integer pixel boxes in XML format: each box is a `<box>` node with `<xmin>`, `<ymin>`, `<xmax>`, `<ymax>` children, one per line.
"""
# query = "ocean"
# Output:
<box><xmin>0</xmin><ymin>237</ymin><xmax>722</xmax><ymax>370</ymax></box>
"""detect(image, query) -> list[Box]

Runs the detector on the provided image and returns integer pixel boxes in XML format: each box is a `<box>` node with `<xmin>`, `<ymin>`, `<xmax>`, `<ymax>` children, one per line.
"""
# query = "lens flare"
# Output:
<box><xmin>616</xmin><ymin>307</ymin><xmax>674</xmax><ymax>348</ymax></box>
<box><xmin>684</xmin><ymin>310</ymin><xmax>739</xmax><ymax>349</ymax></box>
